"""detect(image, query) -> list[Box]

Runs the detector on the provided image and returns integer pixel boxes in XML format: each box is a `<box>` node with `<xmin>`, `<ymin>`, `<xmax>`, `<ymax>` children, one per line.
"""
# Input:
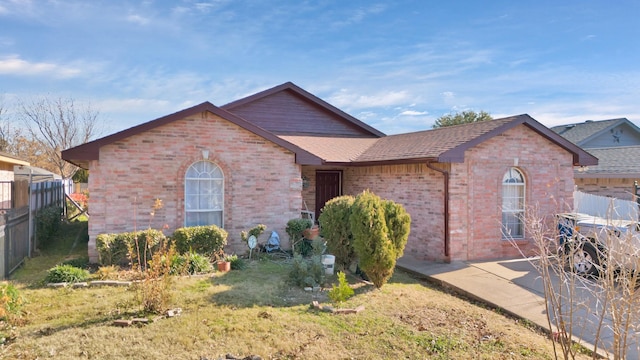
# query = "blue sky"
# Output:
<box><xmin>1</xmin><ymin>0</ymin><xmax>638</xmax><ymax>136</ymax></box>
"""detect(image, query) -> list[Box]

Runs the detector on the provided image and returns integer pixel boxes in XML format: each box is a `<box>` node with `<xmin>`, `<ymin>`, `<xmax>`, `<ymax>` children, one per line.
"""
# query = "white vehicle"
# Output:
<box><xmin>558</xmin><ymin>213</ymin><xmax>640</xmax><ymax>276</ymax></box>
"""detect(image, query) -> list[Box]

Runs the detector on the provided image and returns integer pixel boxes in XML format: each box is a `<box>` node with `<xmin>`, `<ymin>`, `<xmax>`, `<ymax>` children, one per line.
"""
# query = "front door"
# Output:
<box><xmin>315</xmin><ymin>170</ymin><xmax>342</xmax><ymax>222</ymax></box>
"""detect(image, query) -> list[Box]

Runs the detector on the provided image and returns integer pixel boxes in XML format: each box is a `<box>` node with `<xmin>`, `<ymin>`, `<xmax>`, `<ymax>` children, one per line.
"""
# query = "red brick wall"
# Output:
<box><xmin>449</xmin><ymin>125</ymin><xmax>575</xmax><ymax>261</ymax></box>
<box><xmin>87</xmin><ymin>111</ymin><xmax>302</xmax><ymax>262</ymax></box>
<box><xmin>343</xmin><ymin>164</ymin><xmax>447</xmax><ymax>261</ymax></box>
<box><xmin>336</xmin><ymin>125</ymin><xmax>574</xmax><ymax>262</ymax></box>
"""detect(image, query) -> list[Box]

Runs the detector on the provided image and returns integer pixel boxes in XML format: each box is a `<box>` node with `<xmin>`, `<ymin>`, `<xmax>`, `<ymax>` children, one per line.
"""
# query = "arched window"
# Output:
<box><xmin>185</xmin><ymin>161</ymin><xmax>224</xmax><ymax>227</ymax></box>
<box><xmin>502</xmin><ymin>167</ymin><xmax>525</xmax><ymax>238</ymax></box>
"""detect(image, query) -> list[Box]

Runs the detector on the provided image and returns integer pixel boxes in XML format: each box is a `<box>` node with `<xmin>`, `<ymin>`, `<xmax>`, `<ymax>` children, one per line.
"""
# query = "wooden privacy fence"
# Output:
<box><xmin>0</xmin><ymin>179</ymin><xmax>64</xmax><ymax>279</ymax></box>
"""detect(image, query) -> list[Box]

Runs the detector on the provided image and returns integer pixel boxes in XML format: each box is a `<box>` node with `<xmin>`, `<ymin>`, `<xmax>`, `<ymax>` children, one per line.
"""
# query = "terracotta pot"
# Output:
<box><xmin>217</xmin><ymin>261</ymin><xmax>231</xmax><ymax>272</ymax></box>
<box><xmin>303</xmin><ymin>225</ymin><xmax>319</xmax><ymax>239</ymax></box>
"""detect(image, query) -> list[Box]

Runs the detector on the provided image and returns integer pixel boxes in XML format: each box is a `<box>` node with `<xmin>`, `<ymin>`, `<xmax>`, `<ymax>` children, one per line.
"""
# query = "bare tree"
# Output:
<box><xmin>19</xmin><ymin>97</ymin><xmax>101</xmax><ymax>178</ymax></box>
<box><xmin>509</xmin><ymin>204</ymin><xmax>640</xmax><ymax>360</ymax></box>
<box><xmin>0</xmin><ymin>97</ymin><xmax>11</xmax><ymax>152</ymax></box>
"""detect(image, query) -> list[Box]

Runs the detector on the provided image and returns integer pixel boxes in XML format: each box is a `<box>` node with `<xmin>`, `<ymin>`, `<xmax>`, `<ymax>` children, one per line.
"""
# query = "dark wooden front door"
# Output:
<box><xmin>315</xmin><ymin>171</ymin><xmax>342</xmax><ymax>222</ymax></box>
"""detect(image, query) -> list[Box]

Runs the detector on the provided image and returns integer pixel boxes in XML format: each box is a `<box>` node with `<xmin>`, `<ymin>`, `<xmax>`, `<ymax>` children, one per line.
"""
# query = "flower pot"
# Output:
<box><xmin>217</xmin><ymin>261</ymin><xmax>231</xmax><ymax>272</ymax></box>
<box><xmin>303</xmin><ymin>225</ymin><xmax>319</xmax><ymax>240</ymax></box>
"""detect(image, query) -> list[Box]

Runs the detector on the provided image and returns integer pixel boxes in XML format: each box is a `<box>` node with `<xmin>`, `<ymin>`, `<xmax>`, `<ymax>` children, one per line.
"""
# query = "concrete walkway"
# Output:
<box><xmin>396</xmin><ymin>256</ymin><xmax>638</xmax><ymax>359</ymax></box>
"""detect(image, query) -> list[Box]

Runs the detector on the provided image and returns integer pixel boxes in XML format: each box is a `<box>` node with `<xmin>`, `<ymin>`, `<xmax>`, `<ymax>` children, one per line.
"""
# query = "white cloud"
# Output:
<box><xmin>0</xmin><ymin>55</ymin><xmax>81</xmax><ymax>78</ymax></box>
<box><xmin>328</xmin><ymin>88</ymin><xmax>410</xmax><ymax>109</ymax></box>
<box><xmin>399</xmin><ymin>110</ymin><xmax>428</xmax><ymax>116</ymax></box>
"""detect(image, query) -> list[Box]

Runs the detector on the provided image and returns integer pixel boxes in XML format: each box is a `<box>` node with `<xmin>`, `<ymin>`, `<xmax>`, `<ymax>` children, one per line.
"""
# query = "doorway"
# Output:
<box><xmin>315</xmin><ymin>170</ymin><xmax>342</xmax><ymax>222</ymax></box>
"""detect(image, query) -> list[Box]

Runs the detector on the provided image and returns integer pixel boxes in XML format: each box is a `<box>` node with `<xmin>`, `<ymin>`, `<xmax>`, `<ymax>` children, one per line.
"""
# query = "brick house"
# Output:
<box><xmin>552</xmin><ymin>118</ymin><xmax>640</xmax><ymax>201</ymax></box>
<box><xmin>62</xmin><ymin>82</ymin><xmax>596</xmax><ymax>263</ymax></box>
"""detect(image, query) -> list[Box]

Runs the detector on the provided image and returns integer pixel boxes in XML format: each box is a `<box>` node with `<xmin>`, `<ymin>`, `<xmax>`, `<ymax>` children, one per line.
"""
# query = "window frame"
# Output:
<box><xmin>184</xmin><ymin>160</ymin><xmax>224</xmax><ymax>228</ymax></box>
<box><xmin>501</xmin><ymin>167</ymin><xmax>525</xmax><ymax>239</ymax></box>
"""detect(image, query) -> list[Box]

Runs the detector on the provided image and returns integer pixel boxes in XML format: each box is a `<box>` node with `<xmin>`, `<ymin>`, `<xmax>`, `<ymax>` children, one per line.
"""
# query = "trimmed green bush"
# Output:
<box><xmin>96</xmin><ymin>229</ymin><xmax>166</xmax><ymax>266</ymax></box>
<box><xmin>172</xmin><ymin>225</ymin><xmax>228</xmax><ymax>256</ymax></box>
<box><xmin>45</xmin><ymin>264</ymin><xmax>90</xmax><ymax>283</ymax></box>
<box><xmin>350</xmin><ymin>190</ymin><xmax>396</xmax><ymax>289</ymax></box>
<box><xmin>318</xmin><ymin>195</ymin><xmax>355</xmax><ymax>270</ymax></box>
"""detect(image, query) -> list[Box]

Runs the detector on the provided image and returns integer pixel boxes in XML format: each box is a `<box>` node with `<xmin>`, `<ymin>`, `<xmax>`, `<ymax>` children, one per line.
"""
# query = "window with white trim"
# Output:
<box><xmin>185</xmin><ymin>161</ymin><xmax>224</xmax><ymax>227</ymax></box>
<box><xmin>502</xmin><ymin>167</ymin><xmax>525</xmax><ymax>238</ymax></box>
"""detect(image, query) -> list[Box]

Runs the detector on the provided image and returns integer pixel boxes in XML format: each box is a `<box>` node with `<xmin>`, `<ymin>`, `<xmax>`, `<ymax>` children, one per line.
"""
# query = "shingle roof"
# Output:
<box><xmin>576</xmin><ymin>146</ymin><xmax>640</xmax><ymax>178</ymax></box>
<box><xmin>357</xmin><ymin>117</ymin><xmax>517</xmax><ymax>163</ymax></box>
<box><xmin>282</xmin><ymin>114</ymin><xmax>598</xmax><ymax>166</ymax></box>
<box><xmin>278</xmin><ymin>136</ymin><xmax>378</xmax><ymax>162</ymax></box>
<box><xmin>550</xmin><ymin>118</ymin><xmax>629</xmax><ymax>145</ymax></box>
<box><xmin>61</xmin><ymin>83</ymin><xmax>598</xmax><ymax>169</ymax></box>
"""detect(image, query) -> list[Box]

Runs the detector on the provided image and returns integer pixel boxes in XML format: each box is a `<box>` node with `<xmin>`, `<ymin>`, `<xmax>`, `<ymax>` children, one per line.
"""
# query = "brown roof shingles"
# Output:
<box><xmin>278</xmin><ymin>136</ymin><xmax>378</xmax><ymax>163</ymax></box>
<box><xmin>356</xmin><ymin>117</ymin><xmax>516</xmax><ymax>163</ymax></box>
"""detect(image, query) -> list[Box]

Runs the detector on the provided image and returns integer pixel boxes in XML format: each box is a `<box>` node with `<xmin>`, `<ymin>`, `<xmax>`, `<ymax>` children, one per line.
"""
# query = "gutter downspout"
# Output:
<box><xmin>427</xmin><ymin>162</ymin><xmax>450</xmax><ymax>261</ymax></box>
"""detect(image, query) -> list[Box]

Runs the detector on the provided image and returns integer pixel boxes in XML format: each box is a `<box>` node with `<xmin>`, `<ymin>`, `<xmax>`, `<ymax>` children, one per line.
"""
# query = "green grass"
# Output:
<box><xmin>1</xmin><ymin>220</ymin><xmax>589</xmax><ymax>360</ymax></box>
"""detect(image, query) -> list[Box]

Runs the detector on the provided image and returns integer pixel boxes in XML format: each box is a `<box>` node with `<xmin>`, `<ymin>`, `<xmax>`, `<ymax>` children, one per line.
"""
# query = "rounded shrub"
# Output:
<box><xmin>45</xmin><ymin>264</ymin><xmax>90</xmax><ymax>283</ymax></box>
<box><xmin>172</xmin><ymin>225</ymin><xmax>228</xmax><ymax>256</ymax></box>
<box><xmin>96</xmin><ymin>229</ymin><xmax>165</xmax><ymax>266</ymax></box>
<box><xmin>318</xmin><ymin>195</ymin><xmax>356</xmax><ymax>270</ymax></box>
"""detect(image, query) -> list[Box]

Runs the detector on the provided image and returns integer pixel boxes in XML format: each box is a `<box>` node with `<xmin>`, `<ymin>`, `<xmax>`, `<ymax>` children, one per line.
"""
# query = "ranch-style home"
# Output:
<box><xmin>62</xmin><ymin>82</ymin><xmax>597</xmax><ymax>263</ymax></box>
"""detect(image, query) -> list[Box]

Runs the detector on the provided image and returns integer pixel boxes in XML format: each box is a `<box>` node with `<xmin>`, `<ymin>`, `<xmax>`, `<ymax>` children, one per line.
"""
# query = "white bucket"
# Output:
<box><xmin>321</xmin><ymin>254</ymin><xmax>335</xmax><ymax>275</ymax></box>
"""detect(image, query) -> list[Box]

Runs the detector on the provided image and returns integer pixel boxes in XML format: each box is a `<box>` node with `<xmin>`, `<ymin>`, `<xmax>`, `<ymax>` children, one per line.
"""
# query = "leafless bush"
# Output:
<box><xmin>509</xmin><ymin>206</ymin><xmax>640</xmax><ymax>360</ymax></box>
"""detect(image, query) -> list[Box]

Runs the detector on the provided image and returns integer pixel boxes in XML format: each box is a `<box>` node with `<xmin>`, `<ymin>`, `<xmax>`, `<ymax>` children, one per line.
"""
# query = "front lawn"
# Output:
<box><xmin>1</xmin><ymin>220</ymin><xmax>587</xmax><ymax>359</ymax></box>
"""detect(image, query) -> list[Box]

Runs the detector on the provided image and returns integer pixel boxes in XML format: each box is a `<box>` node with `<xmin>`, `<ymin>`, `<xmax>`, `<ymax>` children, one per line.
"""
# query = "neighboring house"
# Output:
<box><xmin>551</xmin><ymin>118</ymin><xmax>640</xmax><ymax>201</ymax></box>
<box><xmin>62</xmin><ymin>82</ymin><xmax>596</xmax><ymax>263</ymax></box>
<box><xmin>0</xmin><ymin>152</ymin><xmax>30</xmax><ymax>209</ymax></box>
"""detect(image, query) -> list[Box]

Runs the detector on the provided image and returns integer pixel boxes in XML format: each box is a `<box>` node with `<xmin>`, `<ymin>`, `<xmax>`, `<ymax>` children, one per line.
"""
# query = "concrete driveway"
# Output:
<box><xmin>397</xmin><ymin>256</ymin><xmax>640</xmax><ymax>359</ymax></box>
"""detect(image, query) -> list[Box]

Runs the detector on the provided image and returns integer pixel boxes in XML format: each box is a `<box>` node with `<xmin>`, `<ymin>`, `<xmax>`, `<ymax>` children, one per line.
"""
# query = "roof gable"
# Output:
<box><xmin>223</xmin><ymin>82</ymin><xmax>385</xmax><ymax>138</ymax></box>
<box><xmin>62</xmin><ymin>102</ymin><xmax>324</xmax><ymax>169</ymax></box>
<box><xmin>551</xmin><ymin>118</ymin><xmax>640</xmax><ymax>148</ymax></box>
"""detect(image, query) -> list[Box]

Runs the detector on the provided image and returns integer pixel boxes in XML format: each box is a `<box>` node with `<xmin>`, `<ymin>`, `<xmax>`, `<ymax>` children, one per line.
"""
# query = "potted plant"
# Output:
<box><xmin>286</xmin><ymin>218</ymin><xmax>313</xmax><ymax>255</ymax></box>
<box><xmin>303</xmin><ymin>225</ymin><xmax>320</xmax><ymax>240</ymax></box>
<box><xmin>215</xmin><ymin>250</ymin><xmax>231</xmax><ymax>272</ymax></box>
